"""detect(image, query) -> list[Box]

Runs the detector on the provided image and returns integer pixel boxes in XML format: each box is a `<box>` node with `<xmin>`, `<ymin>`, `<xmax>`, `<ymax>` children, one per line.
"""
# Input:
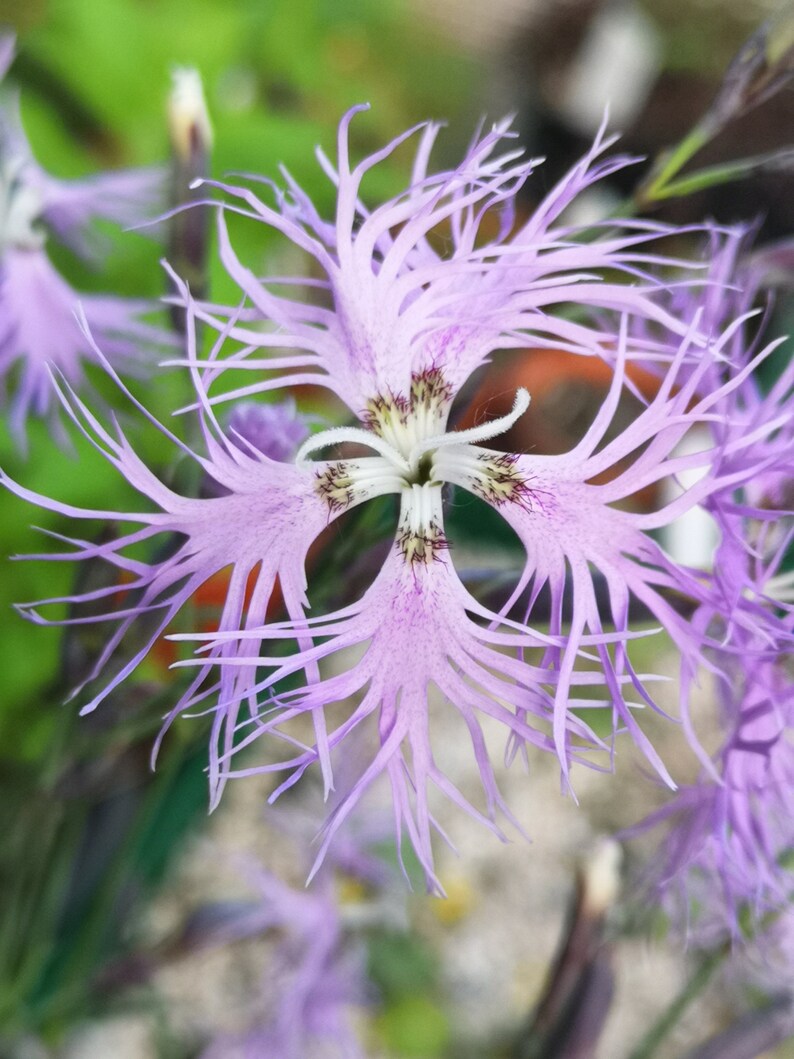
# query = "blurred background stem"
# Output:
<box><xmin>625</xmin><ymin>947</ymin><xmax>727</xmax><ymax>1059</ymax></box>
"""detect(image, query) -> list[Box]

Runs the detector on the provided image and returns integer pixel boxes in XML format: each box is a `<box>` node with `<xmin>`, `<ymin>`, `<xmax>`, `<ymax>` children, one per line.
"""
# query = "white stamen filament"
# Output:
<box><xmin>305</xmin><ymin>388</ymin><xmax>531</xmax><ymax>532</ymax></box>
<box><xmin>0</xmin><ymin>158</ymin><xmax>45</xmax><ymax>252</ymax></box>
<box><xmin>403</xmin><ymin>481</ymin><xmax>439</xmax><ymax>535</ymax></box>
<box><xmin>296</xmin><ymin>424</ymin><xmax>412</xmax><ymax>474</ymax></box>
<box><xmin>408</xmin><ymin>388</ymin><xmax>530</xmax><ymax>468</ymax></box>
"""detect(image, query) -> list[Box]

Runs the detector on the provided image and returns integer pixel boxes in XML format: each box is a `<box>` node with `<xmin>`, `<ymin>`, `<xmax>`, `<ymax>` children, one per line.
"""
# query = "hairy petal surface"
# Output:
<box><xmin>179</xmin><ymin>109</ymin><xmax>714</xmax><ymax>420</ymax></box>
<box><xmin>186</xmin><ymin>535</ymin><xmax>609</xmax><ymax>891</ymax></box>
<box><xmin>436</xmin><ymin>319</ymin><xmax>788</xmax><ymax>781</ymax></box>
<box><xmin>2</xmin><ymin>362</ymin><xmax>340</xmax><ymax>806</ymax></box>
<box><xmin>0</xmin><ymin>247</ymin><xmax>172</xmax><ymax>449</ymax></box>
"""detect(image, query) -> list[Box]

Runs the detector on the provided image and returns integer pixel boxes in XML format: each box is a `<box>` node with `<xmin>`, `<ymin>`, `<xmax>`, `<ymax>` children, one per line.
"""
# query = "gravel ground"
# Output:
<box><xmin>41</xmin><ymin>643</ymin><xmax>794</xmax><ymax>1059</ymax></box>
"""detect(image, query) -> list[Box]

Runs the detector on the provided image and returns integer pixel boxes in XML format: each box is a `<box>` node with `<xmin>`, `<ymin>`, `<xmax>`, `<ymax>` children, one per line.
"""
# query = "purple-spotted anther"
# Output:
<box><xmin>303</xmin><ymin>372</ymin><xmax>530</xmax><ymax>559</ymax></box>
<box><xmin>4</xmin><ymin>106</ymin><xmax>790</xmax><ymax>891</ymax></box>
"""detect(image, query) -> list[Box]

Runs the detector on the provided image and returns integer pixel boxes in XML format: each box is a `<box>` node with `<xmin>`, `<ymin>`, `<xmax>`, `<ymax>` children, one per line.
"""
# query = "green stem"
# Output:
<box><xmin>635</xmin><ymin>123</ymin><xmax>712</xmax><ymax>206</ymax></box>
<box><xmin>647</xmin><ymin>148</ymin><xmax>794</xmax><ymax>200</ymax></box>
<box><xmin>625</xmin><ymin>946</ymin><xmax>726</xmax><ymax>1059</ymax></box>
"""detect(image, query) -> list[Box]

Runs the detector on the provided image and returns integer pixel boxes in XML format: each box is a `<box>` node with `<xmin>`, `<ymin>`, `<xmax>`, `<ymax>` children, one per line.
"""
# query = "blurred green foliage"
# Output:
<box><xmin>0</xmin><ymin>0</ymin><xmax>478</xmax><ymax>1045</ymax></box>
<box><xmin>369</xmin><ymin>930</ymin><xmax>451</xmax><ymax>1057</ymax></box>
<box><xmin>376</xmin><ymin>995</ymin><xmax>452</xmax><ymax>1057</ymax></box>
<box><xmin>0</xmin><ymin>0</ymin><xmax>478</xmax><ymax>753</ymax></box>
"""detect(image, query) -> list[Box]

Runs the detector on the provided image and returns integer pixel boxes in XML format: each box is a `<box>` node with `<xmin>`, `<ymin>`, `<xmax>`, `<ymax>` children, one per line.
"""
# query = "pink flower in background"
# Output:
<box><xmin>0</xmin><ymin>33</ymin><xmax>170</xmax><ymax>449</ymax></box>
<box><xmin>629</xmin><ymin>346</ymin><xmax>794</xmax><ymax>943</ymax></box>
<box><xmin>631</xmin><ymin>595</ymin><xmax>794</xmax><ymax>944</ymax></box>
<box><xmin>226</xmin><ymin>398</ymin><xmax>311</xmax><ymax>463</ymax></box>
<box><xmin>199</xmin><ymin>865</ymin><xmax>370</xmax><ymax>1059</ymax></box>
<box><xmin>4</xmin><ymin>107</ymin><xmax>791</xmax><ymax>889</ymax></box>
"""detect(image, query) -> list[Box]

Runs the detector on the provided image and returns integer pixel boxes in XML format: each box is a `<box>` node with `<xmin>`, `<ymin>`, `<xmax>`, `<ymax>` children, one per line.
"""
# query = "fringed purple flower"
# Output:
<box><xmin>199</xmin><ymin>864</ymin><xmax>371</xmax><ymax>1059</ymax></box>
<box><xmin>226</xmin><ymin>398</ymin><xmax>311</xmax><ymax>463</ymax></box>
<box><xmin>0</xmin><ymin>246</ymin><xmax>171</xmax><ymax>448</ymax></box>
<box><xmin>0</xmin><ymin>33</ymin><xmax>169</xmax><ymax>449</ymax></box>
<box><xmin>628</xmin><ymin>325</ymin><xmax>794</xmax><ymax>940</ymax></box>
<box><xmin>0</xmin><ymin>35</ymin><xmax>164</xmax><ymax>261</ymax></box>
<box><xmin>632</xmin><ymin>639</ymin><xmax>794</xmax><ymax>946</ymax></box>
<box><xmin>630</xmin><ymin>496</ymin><xmax>794</xmax><ymax>945</ymax></box>
<box><xmin>5</xmin><ymin>107</ymin><xmax>789</xmax><ymax>890</ymax></box>
<box><xmin>198</xmin><ymin>779</ymin><xmax>387</xmax><ymax>1059</ymax></box>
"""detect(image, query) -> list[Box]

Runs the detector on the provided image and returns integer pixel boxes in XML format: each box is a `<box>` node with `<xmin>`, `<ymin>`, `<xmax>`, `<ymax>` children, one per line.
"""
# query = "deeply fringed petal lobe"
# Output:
<box><xmin>0</xmin><ymin>246</ymin><xmax>172</xmax><ymax>449</ymax></box>
<box><xmin>178</xmin><ymin>109</ymin><xmax>715</xmax><ymax>421</ymax></box>
<box><xmin>181</xmin><ymin>528</ymin><xmax>610</xmax><ymax>891</ymax></box>
<box><xmin>36</xmin><ymin>164</ymin><xmax>167</xmax><ymax>260</ymax></box>
<box><xmin>2</xmin><ymin>355</ymin><xmax>343</xmax><ymax>807</ymax></box>
<box><xmin>435</xmin><ymin>317</ymin><xmax>790</xmax><ymax>781</ymax></box>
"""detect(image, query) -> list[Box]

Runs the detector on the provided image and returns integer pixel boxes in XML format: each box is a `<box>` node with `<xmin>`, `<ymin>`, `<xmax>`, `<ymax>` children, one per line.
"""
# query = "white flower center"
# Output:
<box><xmin>298</xmin><ymin>374</ymin><xmax>532</xmax><ymax>564</ymax></box>
<box><xmin>0</xmin><ymin>158</ymin><xmax>45</xmax><ymax>252</ymax></box>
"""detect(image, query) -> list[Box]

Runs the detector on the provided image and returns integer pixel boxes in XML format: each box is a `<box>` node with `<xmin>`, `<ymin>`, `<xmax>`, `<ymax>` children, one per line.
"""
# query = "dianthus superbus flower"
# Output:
<box><xmin>628</xmin><ymin>297</ymin><xmax>794</xmax><ymax>940</ymax></box>
<box><xmin>199</xmin><ymin>862</ymin><xmax>371</xmax><ymax>1059</ymax></box>
<box><xmin>199</xmin><ymin>768</ymin><xmax>390</xmax><ymax>1059</ymax></box>
<box><xmin>630</xmin><ymin>596</ymin><xmax>794</xmax><ymax>944</ymax></box>
<box><xmin>3</xmin><ymin>107</ymin><xmax>787</xmax><ymax>889</ymax></box>
<box><xmin>0</xmin><ymin>33</ymin><xmax>169</xmax><ymax>449</ymax></box>
<box><xmin>0</xmin><ymin>35</ymin><xmax>164</xmax><ymax>259</ymax></box>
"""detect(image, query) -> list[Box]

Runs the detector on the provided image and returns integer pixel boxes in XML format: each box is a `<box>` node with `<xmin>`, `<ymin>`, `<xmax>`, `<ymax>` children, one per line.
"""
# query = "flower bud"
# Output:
<box><xmin>703</xmin><ymin>12</ymin><xmax>794</xmax><ymax>136</ymax></box>
<box><xmin>167</xmin><ymin>67</ymin><xmax>212</xmax><ymax>329</ymax></box>
<box><xmin>167</xmin><ymin>66</ymin><xmax>213</xmax><ymax>165</ymax></box>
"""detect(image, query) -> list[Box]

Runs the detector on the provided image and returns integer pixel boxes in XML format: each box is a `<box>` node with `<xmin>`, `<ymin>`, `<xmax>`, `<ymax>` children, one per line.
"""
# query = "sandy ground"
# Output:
<box><xmin>44</xmin><ymin>640</ymin><xmax>794</xmax><ymax>1059</ymax></box>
